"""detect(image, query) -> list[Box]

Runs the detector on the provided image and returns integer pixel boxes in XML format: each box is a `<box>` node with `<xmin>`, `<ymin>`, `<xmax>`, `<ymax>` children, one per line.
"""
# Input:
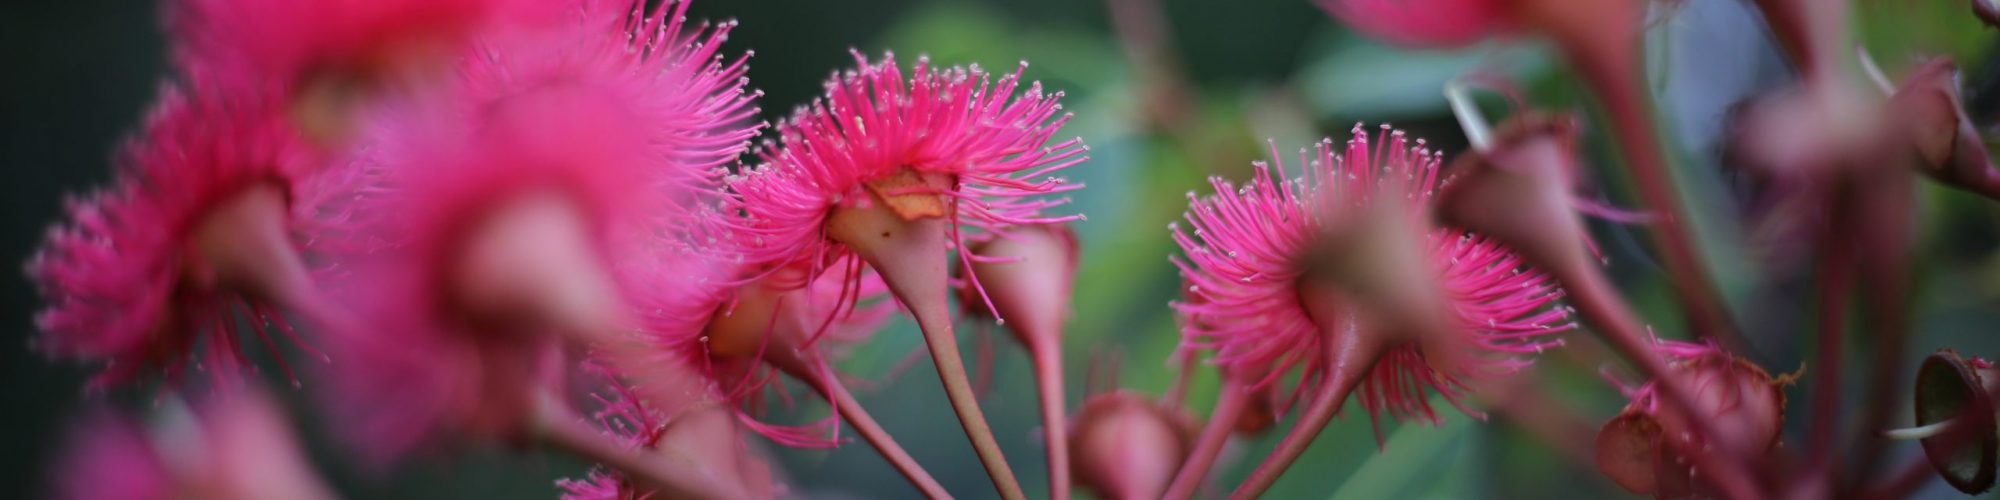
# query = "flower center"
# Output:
<box><xmin>861</xmin><ymin>168</ymin><xmax>953</xmax><ymax>220</ymax></box>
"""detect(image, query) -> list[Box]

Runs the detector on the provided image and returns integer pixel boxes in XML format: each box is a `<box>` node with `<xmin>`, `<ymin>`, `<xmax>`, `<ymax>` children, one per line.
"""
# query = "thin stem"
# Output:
<box><xmin>1229</xmin><ymin>324</ymin><xmax>1380</xmax><ymax>499</ymax></box>
<box><xmin>912</xmin><ymin>296</ymin><xmax>1026</xmax><ymax>499</ymax></box>
<box><xmin>535</xmin><ymin>399</ymin><xmax>745</xmax><ymax>500</ymax></box>
<box><xmin>1880</xmin><ymin>419</ymin><xmax>1956</xmax><ymax>440</ymax></box>
<box><xmin>1806</xmin><ymin>206</ymin><xmax>1852</xmax><ymax>476</ymax></box>
<box><xmin>1557</xmin><ymin>261</ymin><xmax>1765</xmax><ymax>499</ymax></box>
<box><xmin>828</xmin><ymin>201</ymin><xmax>1024</xmax><ymax>499</ymax></box>
<box><xmin>1856</xmin><ymin>46</ymin><xmax>1895</xmax><ymax>95</ymax></box>
<box><xmin>1557</xmin><ymin>26</ymin><xmax>1748</xmax><ymax>353</ymax></box>
<box><xmin>1846</xmin><ymin>170</ymin><xmax>1919</xmax><ymax>485</ymax></box>
<box><xmin>1446</xmin><ymin>79</ymin><xmax>1496</xmax><ymax>152</ymax></box>
<box><xmin>769</xmin><ymin>349</ymin><xmax>951</xmax><ymax>498</ymax></box>
<box><xmin>1030</xmin><ymin>338</ymin><xmax>1074</xmax><ymax>500</ymax></box>
<box><xmin>820</xmin><ymin>365</ymin><xmax>953</xmax><ymax>498</ymax></box>
<box><xmin>1161</xmin><ymin>380</ymin><xmax>1250</xmax><ymax>500</ymax></box>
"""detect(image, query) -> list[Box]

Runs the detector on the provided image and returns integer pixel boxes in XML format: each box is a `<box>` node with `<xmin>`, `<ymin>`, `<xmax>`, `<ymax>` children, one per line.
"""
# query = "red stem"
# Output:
<box><xmin>1161</xmin><ymin>380</ymin><xmax>1250</xmax><ymax>500</ymax></box>
<box><xmin>820</xmin><ymin>370</ymin><xmax>953</xmax><ymax>498</ymax></box>
<box><xmin>1030</xmin><ymin>338</ymin><xmax>1074</xmax><ymax>500</ymax></box>
<box><xmin>1846</xmin><ymin>170</ymin><xmax>1918</xmax><ymax>485</ymax></box>
<box><xmin>1859</xmin><ymin>453</ymin><xmax>1942</xmax><ymax>500</ymax></box>
<box><xmin>1555</xmin><ymin>23</ymin><xmax>1746</xmax><ymax>352</ymax></box>
<box><xmin>1806</xmin><ymin>193</ymin><xmax>1853</xmax><ymax>482</ymax></box>
<box><xmin>910</xmin><ymin>292</ymin><xmax>1025</xmax><ymax>499</ymax></box>
<box><xmin>829</xmin><ymin>204</ymin><xmax>1024</xmax><ymax>499</ymax></box>
<box><xmin>1229</xmin><ymin>325</ymin><xmax>1380</xmax><ymax>499</ymax></box>
<box><xmin>769</xmin><ymin>350</ymin><xmax>951</xmax><ymax>498</ymax></box>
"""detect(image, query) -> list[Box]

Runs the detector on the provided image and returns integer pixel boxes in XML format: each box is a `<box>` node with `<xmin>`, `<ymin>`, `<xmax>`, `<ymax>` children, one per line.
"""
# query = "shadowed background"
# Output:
<box><xmin>3</xmin><ymin>0</ymin><xmax>1998</xmax><ymax>498</ymax></box>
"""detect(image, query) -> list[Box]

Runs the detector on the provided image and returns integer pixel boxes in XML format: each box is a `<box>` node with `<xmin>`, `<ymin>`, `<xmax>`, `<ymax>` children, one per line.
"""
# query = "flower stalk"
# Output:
<box><xmin>826</xmin><ymin>188</ymin><xmax>1025</xmax><ymax>499</ymax></box>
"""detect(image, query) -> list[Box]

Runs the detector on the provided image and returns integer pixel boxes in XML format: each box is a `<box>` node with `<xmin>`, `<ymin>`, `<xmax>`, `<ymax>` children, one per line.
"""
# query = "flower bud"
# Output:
<box><xmin>1890</xmin><ymin>58</ymin><xmax>2000</xmax><ymax>199</ymax></box>
<box><xmin>1596</xmin><ymin>341</ymin><xmax>1788</xmax><ymax>497</ymax></box>
<box><xmin>961</xmin><ymin>224</ymin><xmax>1080</xmax><ymax>345</ymax></box>
<box><xmin>1069</xmin><ymin>392</ymin><xmax>1197</xmax><ymax>500</ymax></box>
<box><xmin>1434</xmin><ymin>115</ymin><xmax>1592</xmax><ymax>279</ymax></box>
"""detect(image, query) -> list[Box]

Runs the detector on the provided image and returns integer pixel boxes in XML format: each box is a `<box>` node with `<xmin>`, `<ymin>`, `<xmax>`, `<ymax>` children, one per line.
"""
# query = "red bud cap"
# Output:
<box><xmin>1890</xmin><ymin>58</ymin><xmax>2000</xmax><ymax>199</ymax></box>
<box><xmin>1913</xmin><ymin>349</ymin><xmax>1999</xmax><ymax>494</ymax></box>
<box><xmin>1975</xmin><ymin>0</ymin><xmax>2000</xmax><ymax>28</ymax></box>
<box><xmin>1434</xmin><ymin>115</ymin><xmax>1592</xmax><ymax>278</ymax></box>
<box><xmin>1069</xmin><ymin>392</ymin><xmax>1196</xmax><ymax>500</ymax></box>
<box><xmin>1596</xmin><ymin>341</ymin><xmax>1788</xmax><ymax>497</ymax></box>
<box><xmin>962</xmin><ymin>224</ymin><xmax>1080</xmax><ymax>343</ymax></box>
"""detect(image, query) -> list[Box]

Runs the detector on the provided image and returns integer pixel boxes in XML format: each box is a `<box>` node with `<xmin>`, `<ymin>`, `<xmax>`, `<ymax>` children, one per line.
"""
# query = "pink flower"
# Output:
<box><xmin>1317</xmin><ymin>0</ymin><xmax>1517</xmax><ymax>48</ymax></box>
<box><xmin>165</xmin><ymin>0</ymin><xmax>561</xmax><ymax>141</ymax></box>
<box><xmin>1173</xmin><ymin>125</ymin><xmax>1568</xmax><ymax>427</ymax></box>
<box><xmin>167</xmin><ymin>0</ymin><xmax>546</xmax><ymax>81</ymax></box>
<box><xmin>307</xmin><ymin>0</ymin><xmax>758</xmax><ymax>462</ymax></box>
<box><xmin>51</xmin><ymin>391</ymin><xmax>335</xmax><ymax>500</ymax></box>
<box><xmin>726</xmin><ymin>51</ymin><xmax>1088</xmax><ymax>496</ymax></box>
<box><xmin>728</xmin><ymin>51</ymin><xmax>1087</xmax><ymax>281</ymax></box>
<box><xmin>1165</xmin><ymin>125</ymin><xmax>1569</xmax><ymax>497</ymax></box>
<box><xmin>50</xmin><ymin>412</ymin><xmax>168</xmax><ymax>500</ymax></box>
<box><xmin>28</xmin><ymin>82</ymin><xmax>325</xmax><ymax>389</ymax></box>
<box><xmin>556</xmin><ymin>364</ymin><xmax>777</xmax><ymax>500</ymax></box>
<box><xmin>636</xmin><ymin>253</ymin><xmax>896</xmax><ymax>448</ymax></box>
<box><xmin>605</xmin><ymin>222</ymin><xmax>951</xmax><ymax>495</ymax></box>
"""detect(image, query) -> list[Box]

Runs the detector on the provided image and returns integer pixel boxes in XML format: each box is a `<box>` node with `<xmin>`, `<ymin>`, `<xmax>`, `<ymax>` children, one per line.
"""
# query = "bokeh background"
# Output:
<box><xmin>4</xmin><ymin>0</ymin><xmax>2000</xmax><ymax>498</ymax></box>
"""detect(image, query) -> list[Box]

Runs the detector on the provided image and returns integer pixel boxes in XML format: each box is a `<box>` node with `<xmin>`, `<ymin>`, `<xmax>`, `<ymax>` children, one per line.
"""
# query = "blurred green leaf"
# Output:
<box><xmin>1324</xmin><ymin>410</ymin><xmax>1481</xmax><ymax>500</ymax></box>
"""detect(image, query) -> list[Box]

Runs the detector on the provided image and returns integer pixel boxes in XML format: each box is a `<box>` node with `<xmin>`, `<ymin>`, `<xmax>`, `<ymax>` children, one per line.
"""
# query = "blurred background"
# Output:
<box><xmin>4</xmin><ymin>0</ymin><xmax>1999</xmax><ymax>498</ymax></box>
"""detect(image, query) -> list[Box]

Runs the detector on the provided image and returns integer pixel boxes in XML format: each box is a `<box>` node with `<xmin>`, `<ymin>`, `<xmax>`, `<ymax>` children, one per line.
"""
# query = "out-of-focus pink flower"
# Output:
<box><xmin>28</xmin><ymin>83</ymin><xmax>323</xmax><ymax>390</ymax></box>
<box><xmin>1173</xmin><ymin>124</ymin><xmax>1569</xmax><ymax>429</ymax></box>
<box><xmin>307</xmin><ymin>0</ymin><xmax>759</xmax><ymax>462</ymax></box>
<box><xmin>52</xmin><ymin>391</ymin><xmax>335</xmax><ymax>500</ymax></box>
<box><xmin>165</xmin><ymin>0</ymin><xmax>561</xmax><ymax>141</ymax></box>
<box><xmin>51</xmin><ymin>412</ymin><xmax>169</xmax><ymax>500</ymax></box>
<box><xmin>557</xmin><ymin>365</ymin><xmax>777</xmax><ymax>500</ymax></box>
<box><xmin>167</xmin><ymin>0</ymin><xmax>547</xmax><ymax>82</ymax></box>
<box><xmin>1317</xmin><ymin>0</ymin><xmax>1517</xmax><ymax>48</ymax></box>
<box><xmin>633</xmin><ymin>250</ymin><xmax>896</xmax><ymax>448</ymax></box>
<box><xmin>728</xmin><ymin>51</ymin><xmax>1087</xmax><ymax>286</ymax></box>
<box><xmin>608</xmin><ymin>213</ymin><xmax>948</xmax><ymax>495</ymax></box>
<box><xmin>1596</xmin><ymin>339</ymin><xmax>1789</xmax><ymax>497</ymax></box>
